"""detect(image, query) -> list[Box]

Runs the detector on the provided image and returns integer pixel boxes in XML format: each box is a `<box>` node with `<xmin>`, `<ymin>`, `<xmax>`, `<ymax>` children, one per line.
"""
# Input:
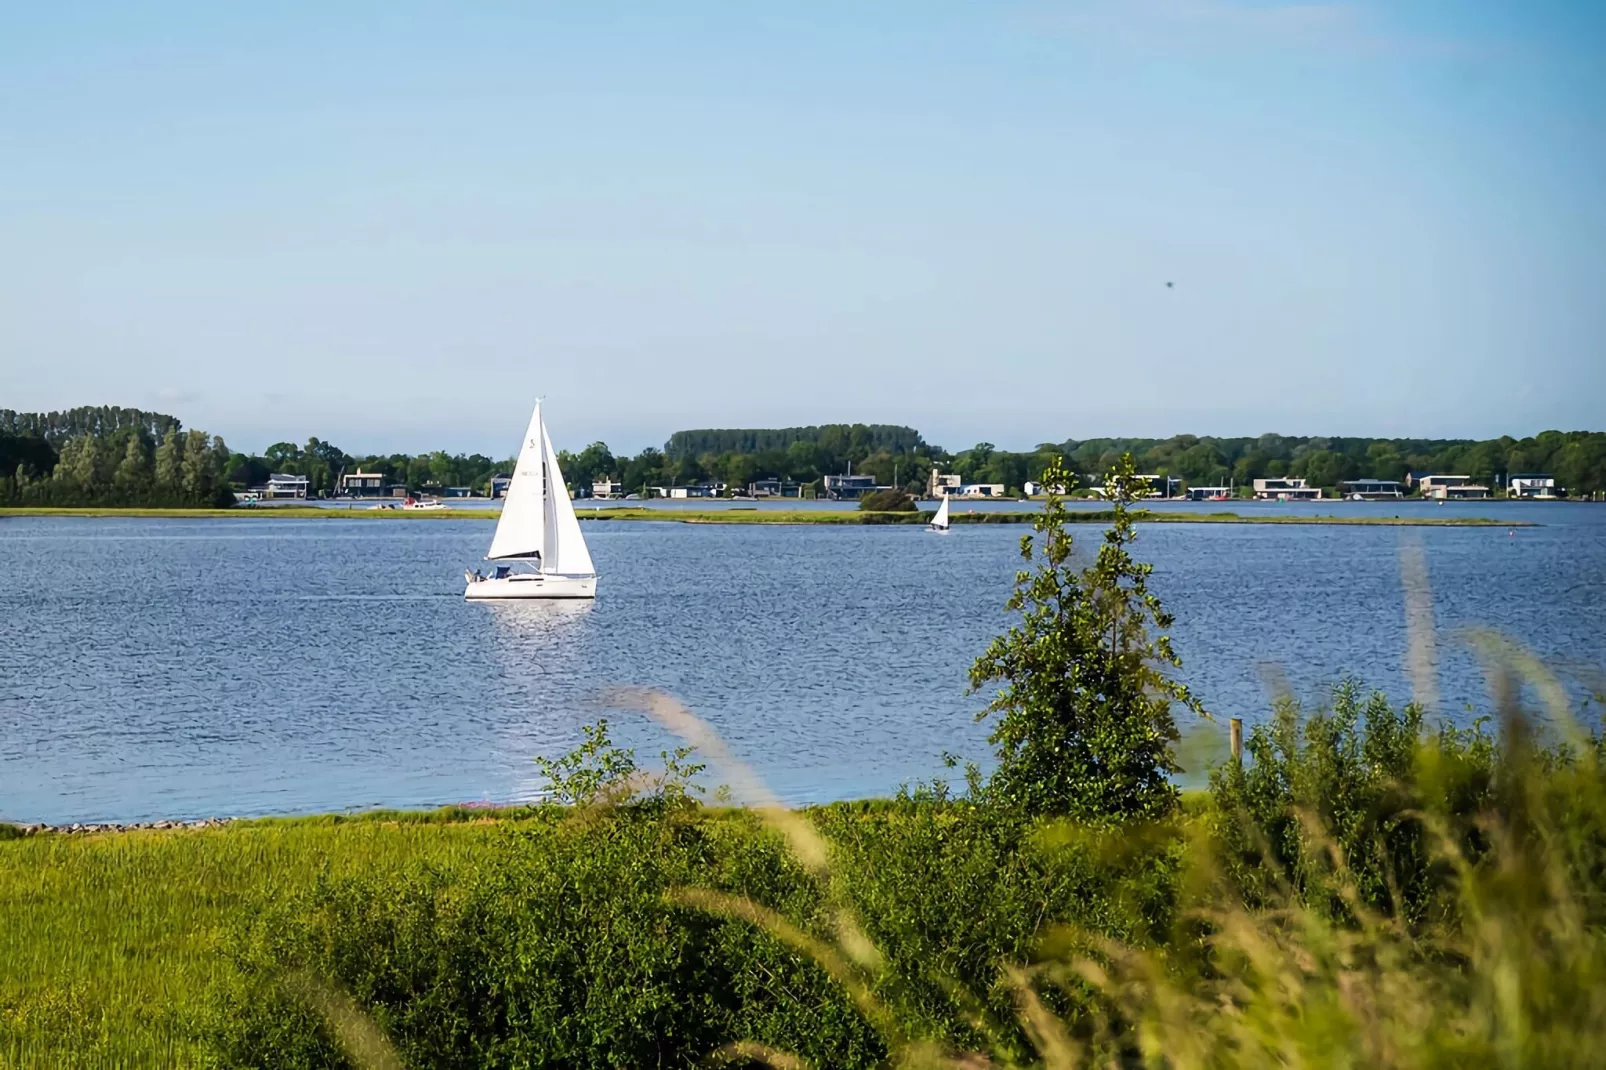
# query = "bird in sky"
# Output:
<box><xmin>1166</xmin><ymin>281</ymin><xmax>1174</xmax><ymax>288</ymax></box>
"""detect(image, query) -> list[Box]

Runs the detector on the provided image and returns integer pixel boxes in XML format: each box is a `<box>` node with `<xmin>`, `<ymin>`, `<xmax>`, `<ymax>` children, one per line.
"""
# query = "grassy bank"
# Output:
<box><xmin>0</xmin><ymin>505</ymin><xmax>1531</xmax><ymax>527</ymax></box>
<box><xmin>5</xmin><ymin>683</ymin><xmax>1604</xmax><ymax>1069</ymax></box>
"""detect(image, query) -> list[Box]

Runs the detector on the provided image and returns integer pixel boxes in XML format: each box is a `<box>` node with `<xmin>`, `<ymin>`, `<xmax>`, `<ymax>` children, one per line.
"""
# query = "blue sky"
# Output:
<box><xmin>2</xmin><ymin>2</ymin><xmax>1601</xmax><ymax>455</ymax></box>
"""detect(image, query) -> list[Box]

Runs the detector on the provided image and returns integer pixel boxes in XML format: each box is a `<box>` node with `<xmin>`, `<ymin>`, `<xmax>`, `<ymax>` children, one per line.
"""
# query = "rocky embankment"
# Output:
<box><xmin>5</xmin><ymin>818</ymin><xmax>235</xmax><ymax>835</ymax></box>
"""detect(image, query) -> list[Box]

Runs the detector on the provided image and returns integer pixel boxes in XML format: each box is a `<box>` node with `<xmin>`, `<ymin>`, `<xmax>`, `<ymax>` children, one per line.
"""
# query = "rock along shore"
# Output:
<box><xmin>6</xmin><ymin>817</ymin><xmax>236</xmax><ymax>835</ymax></box>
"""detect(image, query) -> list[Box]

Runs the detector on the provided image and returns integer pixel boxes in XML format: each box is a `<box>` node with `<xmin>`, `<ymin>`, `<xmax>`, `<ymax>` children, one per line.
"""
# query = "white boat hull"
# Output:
<box><xmin>465</xmin><ymin>573</ymin><xmax>597</xmax><ymax>600</ymax></box>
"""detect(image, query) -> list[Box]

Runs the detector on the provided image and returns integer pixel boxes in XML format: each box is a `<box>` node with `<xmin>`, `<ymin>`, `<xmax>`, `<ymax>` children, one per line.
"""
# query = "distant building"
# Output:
<box><xmin>927</xmin><ymin>471</ymin><xmax>962</xmax><ymax>498</ymax></box>
<box><xmin>592</xmin><ymin>480</ymin><xmax>624</xmax><ymax>499</ymax></box>
<box><xmin>264</xmin><ymin>473</ymin><xmax>309</xmax><ymax>499</ymax></box>
<box><xmin>1416</xmin><ymin>475</ymin><xmax>1489</xmax><ymax>500</ymax></box>
<box><xmin>338</xmin><ymin>469</ymin><xmax>387</xmax><ymax>497</ymax></box>
<box><xmin>1341</xmin><ymin>479</ymin><xmax>1405</xmax><ymax>500</ymax></box>
<box><xmin>1023</xmin><ymin>480</ymin><xmax>1066</xmax><ymax>496</ymax></box>
<box><xmin>1091</xmin><ymin>475</ymin><xmax>1180</xmax><ymax>499</ymax></box>
<box><xmin>1141</xmin><ymin>475</ymin><xmax>1182</xmax><ymax>499</ymax></box>
<box><xmin>1509</xmin><ymin>474</ymin><xmax>1560</xmax><ymax>499</ymax></box>
<box><xmin>749</xmin><ymin>477</ymin><xmax>802</xmax><ymax>498</ymax></box>
<box><xmin>824</xmin><ymin>473</ymin><xmax>880</xmax><ymax>500</ymax></box>
<box><xmin>443</xmin><ymin>486</ymin><xmax>474</xmax><ymax>498</ymax></box>
<box><xmin>669</xmin><ymin>482</ymin><xmax>726</xmax><ymax>499</ymax></box>
<box><xmin>1252</xmin><ymin>477</ymin><xmax>1321</xmax><ymax>501</ymax></box>
<box><xmin>1185</xmin><ymin>486</ymin><xmax>1234</xmax><ymax>501</ymax></box>
<box><xmin>958</xmin><ymin>483</ymin><xmax>1006</xmax><ymax>498</ymax></box>
<box><xmin>489</xmin><ymin>474</ymin><xmax>512</xmax><ymax>499</ymax></box>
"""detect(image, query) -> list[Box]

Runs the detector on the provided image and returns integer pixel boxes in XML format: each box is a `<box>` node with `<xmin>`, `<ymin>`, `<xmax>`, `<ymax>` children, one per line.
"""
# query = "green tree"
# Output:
<box><xmin>154</xmin><ymin>428</ymin><xmax>183</xmax><ymax>489</ymax></box>
<box><xmin>114</xmin><ymin>432</ymin><xmax>152</xmax><ymax>492</ymax></box>
<box><xmin>263</xmin><ymin>442</ymin><xmax>301</xmax><ymax>470</ymax></box>
<box><xmin>180</xmin><ymin>430</ymin><xmax>213</xmax><ymax>497</ymax></box>
<box><xmin>968</xmin><ymin>454</ymin><xmax>1204</xmax><ymax>819</ymax></box>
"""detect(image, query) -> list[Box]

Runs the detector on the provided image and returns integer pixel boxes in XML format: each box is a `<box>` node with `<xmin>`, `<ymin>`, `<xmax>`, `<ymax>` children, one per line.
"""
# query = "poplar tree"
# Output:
<box><xmin>115</xmin><ymin>432</ymin><xmax>153</xmax><ymax>493</ymax></box>
<box><xmin>154</xmin><ymin>428</ymin><xmax>183</xmax><ymax>490</ymax></box>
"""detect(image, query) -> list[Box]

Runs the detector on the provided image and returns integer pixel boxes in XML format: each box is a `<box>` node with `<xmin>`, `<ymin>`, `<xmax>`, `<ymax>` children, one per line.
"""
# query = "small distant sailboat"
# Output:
<box><xmin>928</xmin><ymin>494</ymin><xmax>951</xmax><ymax>533</ymax></box>
<box><xmin>464</xmin><ymin>401</ymin><xmax>597</xmax><ymax>600</ymax></box>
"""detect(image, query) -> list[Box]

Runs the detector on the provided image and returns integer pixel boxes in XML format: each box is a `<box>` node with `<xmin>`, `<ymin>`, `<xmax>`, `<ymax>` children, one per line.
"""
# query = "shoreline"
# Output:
<box><xmin>0</xmin><ymin>505</ymin><xmax>1536</xmax><ymax>527</ymax></box>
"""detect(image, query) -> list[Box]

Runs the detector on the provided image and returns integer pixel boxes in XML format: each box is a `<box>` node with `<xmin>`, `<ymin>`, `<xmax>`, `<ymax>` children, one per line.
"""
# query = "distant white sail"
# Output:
<box><xmin>487</xmin><ymin>403</ymin><xmax>548</xmax><ymax>561</ymax></box>
<box><xmin>540</xmin><ymin>420</ymin><xmax>595</xmax><ymax>576</ymax></box>
<box><xmin>931</xmin><ymin>495</ymin><xmax>951</xmax><ymax>530</ymax></box>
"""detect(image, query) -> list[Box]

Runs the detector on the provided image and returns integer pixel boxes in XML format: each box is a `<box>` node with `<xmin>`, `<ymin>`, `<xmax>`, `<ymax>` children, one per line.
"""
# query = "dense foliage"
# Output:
<box><xmin>0</xmin><ymin>418</ymin><xmax>235</xmax><ymax>508</ymax></box>
<box><xmin>0</xmin><ymin>406</ymin><xmax>181</xmax><ymax>444</ymax></box>
<box><xmin>665</xmin><ymin>424</ymin><xmax>925</xmax><ymax>459</ymax></box>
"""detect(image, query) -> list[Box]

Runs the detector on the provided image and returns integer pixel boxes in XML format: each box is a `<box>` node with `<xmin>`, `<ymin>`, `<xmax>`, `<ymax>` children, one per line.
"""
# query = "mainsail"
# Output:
<box><xmin>931</xmin><ymin>495</ymin><xmax>951</xmax><ymax>529</ymax></box>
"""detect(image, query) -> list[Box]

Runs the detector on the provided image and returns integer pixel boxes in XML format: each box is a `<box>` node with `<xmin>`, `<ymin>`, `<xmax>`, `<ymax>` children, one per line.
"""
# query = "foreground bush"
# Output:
<box><xmin>202</xmin><ymin>666</ymin><xmax>1606</xmax><ymax>1068</ymax></box>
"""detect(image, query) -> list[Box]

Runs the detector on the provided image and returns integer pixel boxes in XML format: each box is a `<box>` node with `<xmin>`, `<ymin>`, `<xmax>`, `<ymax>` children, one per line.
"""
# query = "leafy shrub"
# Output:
<box><xmin>857</xmin><ymin>489</ymin><xmax>916</xmax><ymax>512</ymax></box>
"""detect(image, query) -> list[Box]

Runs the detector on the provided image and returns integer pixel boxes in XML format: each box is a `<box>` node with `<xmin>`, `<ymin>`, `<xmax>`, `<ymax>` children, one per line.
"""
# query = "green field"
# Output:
<box><xmin>0</xmin><ymin>813</ymin><xmax>518</xmax><ymax>1065</ymax></box>
<box><xmin>0</xmin><ymin>505</ymin><xmax>1529</xmax><ymax>527</ymax></box>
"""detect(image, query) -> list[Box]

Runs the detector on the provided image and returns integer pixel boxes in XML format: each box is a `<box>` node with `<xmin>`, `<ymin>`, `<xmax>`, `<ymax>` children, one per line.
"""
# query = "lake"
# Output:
<box><xmin>2</xmin><ymin>509</ymin><xmax>1602</xmax><ymax>824</ymax></box>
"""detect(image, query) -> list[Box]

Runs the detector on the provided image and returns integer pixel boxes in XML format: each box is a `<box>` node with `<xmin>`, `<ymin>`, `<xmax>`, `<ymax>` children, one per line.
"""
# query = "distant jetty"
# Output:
<box><xmin>0</xmin><ymin>505</ymin><xmax>1533</xmax><ymax>527</ymax></box>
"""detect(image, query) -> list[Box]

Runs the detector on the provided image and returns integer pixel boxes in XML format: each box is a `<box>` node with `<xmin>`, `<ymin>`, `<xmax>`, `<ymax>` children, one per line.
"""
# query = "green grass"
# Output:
<box><xmin>0</xmin><ymin>815</ymin><xmax>527</xmax><ymax>1065</ymax></box>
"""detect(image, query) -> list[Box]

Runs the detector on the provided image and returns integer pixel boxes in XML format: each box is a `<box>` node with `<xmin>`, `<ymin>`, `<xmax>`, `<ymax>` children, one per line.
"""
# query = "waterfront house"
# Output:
<box><xmin>1023</xmin><ymin>480</ymin><xmax>1067</xmax><ymax>496</ymax></box>
<box><xmin>1509</xmin><ymin>474</ymin><xmax>1560</xmax><ymax>499</ymax></box>
<box><xmin>668</xmin><ymin>482</ymin><xmax>727</xmax><ymax>499</ymax></box>
<box><xmin>489</xmin><ymin>474</ymin><xmax>512</xmax><ymax>499</ymax></box>
<box><xmin>927</xmin><ymin>471</ymin><xmax>962</xmax><ymax>498</ymax></box>
<box><xmin>1092</xmin><ymin>475</ymin><xmax>1181</xmax><ymax>499</ymax></box>
<box><xmin>1252</xmin><ymin>477</ymin><xmax>1321</xmax><ymax>501</ymax></box>
<box><xmin>264</xmin><ymin>473</ymin><xmax>310</xmax><ymax>499</ymax></box>
<box><xmin>338</xmin><ymin>469</ymin><xmax>387</xmax><ymax>497</ymax></box>
<box><xmin>958</xmin><ymin>483</ymin><xmax>1006</xmax><ymax>498</ymax></box>
<box><xmin>1340</xmin><ymin>479</ymin><xmax>1405</xmax><ymax>500</ymax></box>
<box><xmin>748</xmin><ymin>477</ymin><xmax>802</xmax><ymax>498</ymax></box>
<box><xmin>592</xmin><ymin>479</ymin><xmax>624</xmax><ymax>499</ymax></box>
<box><xmin>443</xmin><ymin>486</ymin><xmax>474</xmax><ymax>498</ymax></box>
<box><xmin>1185</xmin><ymin>485</ymin><xmax>1234</xmax><ymax>501</ymax></box>
<box><xmin>1416</xmin><ymin>475</ymin><xmax>1490</xmax><ymax>500</ymax></box>
<box><xmin>824</xmin><ymin>473</ymin><xmax>881</xmax><ymax>500</ymax></box>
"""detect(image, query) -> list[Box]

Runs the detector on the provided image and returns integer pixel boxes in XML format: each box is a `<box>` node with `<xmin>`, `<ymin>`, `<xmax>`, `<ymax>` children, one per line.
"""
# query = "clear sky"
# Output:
<box><xmin>2</xmin><ymin>2</ymin><xmax>1602</xmax><ymax>456</ymax></box>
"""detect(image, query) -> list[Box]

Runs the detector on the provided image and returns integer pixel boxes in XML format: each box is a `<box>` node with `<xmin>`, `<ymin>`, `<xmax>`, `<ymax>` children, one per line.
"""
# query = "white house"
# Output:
<box><xmin>1252</xmin><ymin>477</ymin><xmax>1321</xmax><ymax>501</ymax></box>
<box><xmin>1509</xmin><ymin>474</ymin><xmax>1559</xmax><ymax>499</ymax></box>
<box><xmin>264</xmin><ymin>473</ymin><xmax>310</xmax><ymax>499</ymax></box>
<box><xmin>1415</xmin><ymin>475</ymin><xmax>1490</xmax><ymax>500</ymax></box>
<box><xmin>591</xmin><ymin>480</ymin><xmax>624</xmax><ymax>499</ymax></box>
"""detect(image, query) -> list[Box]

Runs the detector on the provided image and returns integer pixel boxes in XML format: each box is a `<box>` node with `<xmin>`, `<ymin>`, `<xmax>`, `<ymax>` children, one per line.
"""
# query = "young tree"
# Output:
<box><xmin>968</xmin><ymin>454</ymin><xmax>1205</xmax><ymax>820</ymax></box>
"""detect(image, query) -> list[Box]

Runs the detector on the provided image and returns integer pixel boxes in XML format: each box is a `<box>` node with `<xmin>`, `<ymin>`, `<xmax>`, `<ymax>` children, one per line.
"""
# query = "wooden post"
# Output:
<box><xmin>1229</xmin><ymin>718</ymin><xmax>1243</xmax><ymax>763</ymax></box>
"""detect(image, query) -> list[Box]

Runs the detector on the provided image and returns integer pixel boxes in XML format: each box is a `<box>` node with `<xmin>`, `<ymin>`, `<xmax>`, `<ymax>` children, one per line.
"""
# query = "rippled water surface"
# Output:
<box><xmin>2</xmin><ymin>510</ymin><xmax>1602</xmax><ymax>823</ymax></box>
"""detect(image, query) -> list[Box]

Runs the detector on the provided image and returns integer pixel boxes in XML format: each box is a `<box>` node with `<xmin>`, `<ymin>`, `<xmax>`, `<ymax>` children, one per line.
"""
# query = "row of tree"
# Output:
<box><xmin>8</xmin><ymin>407</ymin><xmax>1605</xmax><ymax>502</ymax></box>
<box><xmin>0</xmin><ymin>422</ymin><xmax>235</xmax><ymax>507</ymax></box>
<box><xmin>561</xmin><ymin>430</ymin><xmax>1606</xmax><ymax>499</ymax></box>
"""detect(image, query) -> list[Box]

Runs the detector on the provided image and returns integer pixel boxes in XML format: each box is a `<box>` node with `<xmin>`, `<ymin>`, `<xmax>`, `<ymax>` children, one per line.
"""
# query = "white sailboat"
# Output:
<box><xmin>464</xmin><ymin>401</ymin><xmax>598</xmax><ymax>600</ymax></box>
<box><xmin>928</xmin><ymin>494</ymin><xmax>951</xmax><ymax>533</ymax></box>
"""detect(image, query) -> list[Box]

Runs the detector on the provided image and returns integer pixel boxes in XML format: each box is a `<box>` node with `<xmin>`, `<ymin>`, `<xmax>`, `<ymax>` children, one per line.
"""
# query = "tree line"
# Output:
<box><xmin>6</xmin><ymin>406</ymin><xmax>1604</xmax><ymax>502</ymax></box>
<box><xmin>0</xmin><ymin>409</ymin><xmax>233</xmax><ymax>508</ymax></box>
<box><xmin>563</xmin><ymin>428</ymin><xmax>1606</xmax><ymax>499</ymax></box>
